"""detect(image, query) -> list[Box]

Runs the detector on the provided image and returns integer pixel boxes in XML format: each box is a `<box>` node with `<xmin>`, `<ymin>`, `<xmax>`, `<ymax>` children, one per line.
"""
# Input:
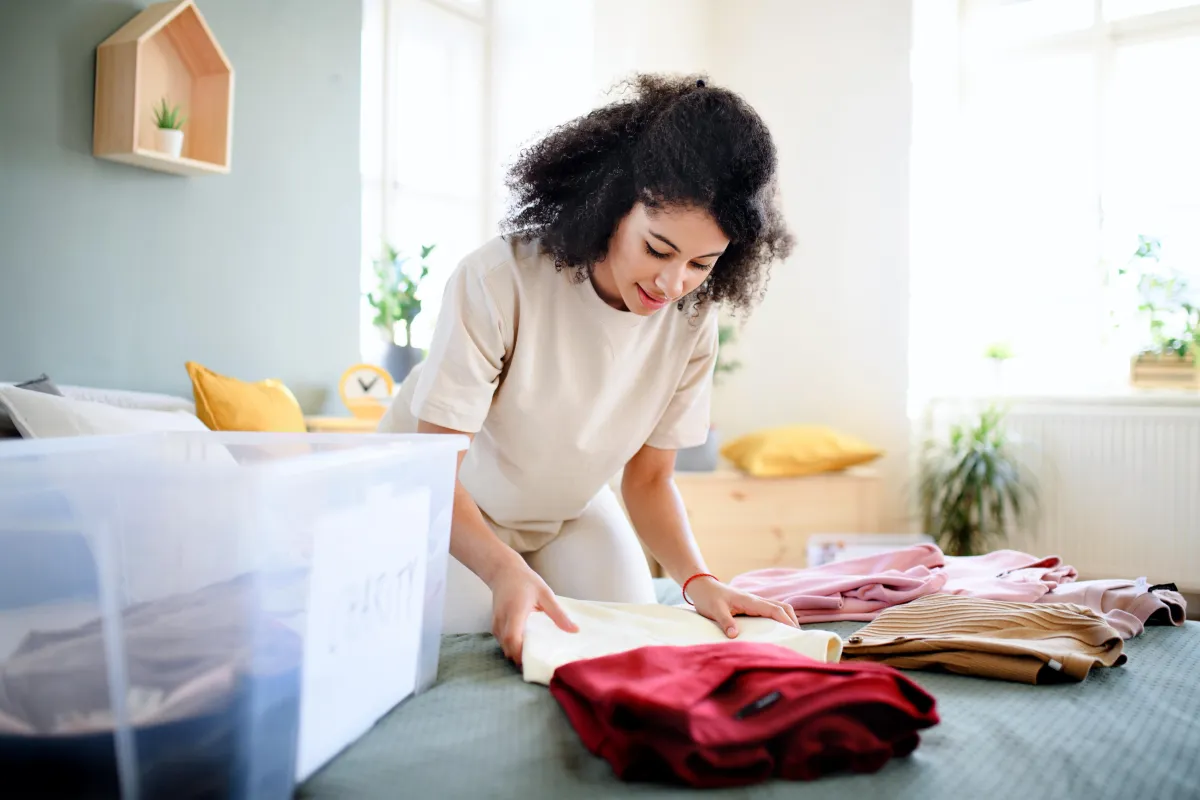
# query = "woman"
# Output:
<box><xmin>381</xmin><ymin>74</ymin><xmax>797</xmax><ymax>663</ymax></box>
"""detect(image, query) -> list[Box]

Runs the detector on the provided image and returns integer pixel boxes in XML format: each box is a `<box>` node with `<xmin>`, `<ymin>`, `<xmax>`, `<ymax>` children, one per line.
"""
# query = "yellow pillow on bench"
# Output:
<box><xmin>185</xmin><ymin>361</ymin><xmax>307</xmax><ymax>432</ymax></box>
<box><xmin>720</xmin><ymin>425</ymin><xmax>882</xmax><ymax>477</ymax></box>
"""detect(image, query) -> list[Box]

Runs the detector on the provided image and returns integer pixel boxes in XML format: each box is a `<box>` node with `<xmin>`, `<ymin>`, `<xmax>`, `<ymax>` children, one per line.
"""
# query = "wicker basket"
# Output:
<box><xmin>1130</xmin><ymin>351</ymin><xmax>1200</xmax><ymax>390</ymax></box>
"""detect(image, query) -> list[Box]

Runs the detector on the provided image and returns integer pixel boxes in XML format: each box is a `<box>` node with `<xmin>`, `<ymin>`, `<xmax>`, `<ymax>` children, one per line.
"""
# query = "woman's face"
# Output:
<box><xmin>594</xmin><ymin>203</ymin><xmax>729</xmax><ymax>315</ymax></box>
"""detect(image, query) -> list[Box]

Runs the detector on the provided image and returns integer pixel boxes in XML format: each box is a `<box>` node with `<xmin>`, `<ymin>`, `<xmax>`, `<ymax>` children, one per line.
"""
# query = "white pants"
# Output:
<box><xmin>441</xmin><ymin>485</ymin><xmax>658</xmax><ymax>634</ymax></box>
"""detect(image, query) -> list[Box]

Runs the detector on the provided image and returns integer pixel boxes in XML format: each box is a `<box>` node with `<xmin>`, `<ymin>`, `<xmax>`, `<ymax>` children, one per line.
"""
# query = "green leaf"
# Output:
<box><xmin>983</xmin><ymin>341</ymin><xmax>1014</xmax><ymax>361</ymax></box>
<box><xmin>152</xmin><ymin>96</ymin><xmax>185</xmax><ymax>130</ymax></box>
<box><xmin>366</xmin><ymin>241</ymin><xmax>437</xmax><ymax>336</ymax></box>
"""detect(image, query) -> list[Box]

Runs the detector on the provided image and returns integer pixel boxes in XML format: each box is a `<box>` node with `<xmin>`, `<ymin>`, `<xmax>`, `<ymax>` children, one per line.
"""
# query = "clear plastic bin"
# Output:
<box><xmin>0</xmin><ymin>431</ymin><xmax>465</xmax><ymax>799</ymax></box>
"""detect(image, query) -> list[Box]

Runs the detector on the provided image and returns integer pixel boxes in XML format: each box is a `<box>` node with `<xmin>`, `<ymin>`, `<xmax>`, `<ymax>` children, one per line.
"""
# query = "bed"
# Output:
<box><xmin>8</xmin><ymin>385</ymin><xmax>1193</xmax><ymax>797</ymax></box>
<box><xmin>298</xmin><ymin>579</ymin><xmax>1200</xmax><ymax>800</ymax></box>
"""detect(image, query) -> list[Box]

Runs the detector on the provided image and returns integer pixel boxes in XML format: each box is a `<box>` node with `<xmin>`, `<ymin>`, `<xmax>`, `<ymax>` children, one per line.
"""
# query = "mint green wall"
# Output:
<box><xmin>0</xmin><ymin>1</ymin><xmax>362</xmax><ymax>411</ymax></box>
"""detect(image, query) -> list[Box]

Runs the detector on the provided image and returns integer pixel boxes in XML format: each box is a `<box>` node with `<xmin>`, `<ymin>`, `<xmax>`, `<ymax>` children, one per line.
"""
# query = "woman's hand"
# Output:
<box><xmin>685</xmin><ymin>576</ymin><xmax>799</xmax><ymax>637</ymax></box>
<box><xmin>413</xmin><ymin>419</ymin><xmax>578</xmax><ymax>666</ymax></box>
<box><xmin>488</xmin><ymin>560</ymin><xmax>578</xmax><ymax>664</ymax></box>
<box><xmin>621</xmin><ymin>447</ymin><xmax>798</xmax><ymax>638</ymax></box>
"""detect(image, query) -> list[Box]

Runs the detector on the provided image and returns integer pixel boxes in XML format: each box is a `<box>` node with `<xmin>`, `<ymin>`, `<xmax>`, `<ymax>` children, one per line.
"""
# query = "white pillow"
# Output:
<box><xmin>57</xmin><ymin>385</ymin><xmax>195</xmax><ymax>415</ymax></box>
<box><xmin>0</xmin><ymin>385</ymin><xmax>207</xmax><ymax>438</ymax></box>
<box><xmin>0</xmin><ymin>385</ymin><xmax>248</xmax><ymax>607</ymax></box>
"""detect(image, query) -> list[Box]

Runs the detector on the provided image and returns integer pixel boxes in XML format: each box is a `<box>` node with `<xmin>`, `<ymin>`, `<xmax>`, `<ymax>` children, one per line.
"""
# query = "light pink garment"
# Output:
<box><xmin>729</xmin><ymin>544</ymin><xmax>948</xmax><ymax>623</ymax></box>
<box><xmin>939</xmin><ymin>549</ymin><xmax>1077</xmax><ymax>602</ymax></box>
<box><xmin>1039</xmin><ymin>578</ymin><xmax>1188</xmax><ymax>639</ymax></box>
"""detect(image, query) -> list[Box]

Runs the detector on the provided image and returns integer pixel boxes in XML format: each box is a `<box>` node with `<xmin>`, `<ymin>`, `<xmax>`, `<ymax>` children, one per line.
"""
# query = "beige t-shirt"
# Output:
<box><xmin>379</xmin><ymin>236</ymin><xmax>718</xmax><ymax>551</ymax></box>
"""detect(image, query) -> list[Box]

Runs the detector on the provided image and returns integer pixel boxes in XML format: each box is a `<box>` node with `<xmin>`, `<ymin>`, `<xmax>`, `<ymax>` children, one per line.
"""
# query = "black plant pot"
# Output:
<box><xmin>382</xmin><ymin>344</ymin><xmax>424</xmax><ymax>383</ymax></box>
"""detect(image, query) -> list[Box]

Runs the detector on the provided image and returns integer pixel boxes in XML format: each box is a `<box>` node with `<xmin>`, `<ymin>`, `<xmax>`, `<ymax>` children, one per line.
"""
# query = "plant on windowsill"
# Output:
<box><xmin>675</xmin><ymin>322</ymin><xmax>742</xmax><ymax>472</ymax></box>
<box><xmin>1122</xmin><ymin>235</ymin><xmax>1200</xmax><ymax>390</ymax></box>
<box><xmin>367</xmin><ymin>242</ymin><xmax>436</xmax><ymax>382</ymax></box>
<box><xmin>153</xmin><ymin>97</ymin><xmax>186</xmax><ymax>159</ymax></box>
<box><xmin>918</xmin><ymin>404</ymin><xmax>1038</xmax><ymax>557</ymax></box>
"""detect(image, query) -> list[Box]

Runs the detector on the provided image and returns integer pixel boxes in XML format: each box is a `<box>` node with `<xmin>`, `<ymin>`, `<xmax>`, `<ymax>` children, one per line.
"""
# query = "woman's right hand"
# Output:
<box><xmin>488</xmin><ymin>561</ymin><xmax>578</xmax><ymax>664</ymax></box>
<box><xmin>410</xmin><ymin>420</ymin><xmax>578</xmax><ymax>664</ymax></box>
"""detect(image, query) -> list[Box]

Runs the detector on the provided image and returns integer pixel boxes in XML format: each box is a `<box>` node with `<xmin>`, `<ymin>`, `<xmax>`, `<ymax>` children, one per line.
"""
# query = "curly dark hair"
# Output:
<box><xmin>500</xmin><ymin>73</ymin><xmax>794</xmax><ymax>313</ymax></box>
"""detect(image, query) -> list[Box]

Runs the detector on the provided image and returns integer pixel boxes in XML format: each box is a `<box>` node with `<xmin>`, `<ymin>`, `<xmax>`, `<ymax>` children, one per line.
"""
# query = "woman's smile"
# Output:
<box><xmin>636</xmin><ymin>283</ymin><xmax>670</xmax><ymax>311</ymax></box>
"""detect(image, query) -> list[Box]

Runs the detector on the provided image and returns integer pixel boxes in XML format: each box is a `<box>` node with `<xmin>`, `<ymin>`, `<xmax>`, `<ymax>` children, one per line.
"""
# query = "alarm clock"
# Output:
<box><xmin>338</xmin><ymin>363</ymin><xmax>395</xmax><ymax>421</ymax></box>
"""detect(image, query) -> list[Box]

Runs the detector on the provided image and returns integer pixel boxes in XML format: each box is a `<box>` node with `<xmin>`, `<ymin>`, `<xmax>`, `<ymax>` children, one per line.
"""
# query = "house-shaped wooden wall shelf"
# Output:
<box><xmin>93</xmin><ymin>0</ymin><xmax>233</xmax><ymax>176</ymax></box>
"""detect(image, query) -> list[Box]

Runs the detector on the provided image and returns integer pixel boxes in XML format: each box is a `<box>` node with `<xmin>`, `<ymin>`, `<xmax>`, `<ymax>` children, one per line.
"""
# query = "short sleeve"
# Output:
<box><xmin>645</xmin><ymin>314</ymin><xmax>719</xmax><ymax>451</ymax></box>
<box><xmin>409</xmin><ymin>253</ymin><xmax>513</xmax><ymax>433</ymax></box>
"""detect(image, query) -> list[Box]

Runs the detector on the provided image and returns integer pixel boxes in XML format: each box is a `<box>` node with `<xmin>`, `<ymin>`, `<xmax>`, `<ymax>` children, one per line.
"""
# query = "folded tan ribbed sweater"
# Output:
<box><xmin>842</xmin><ymin>593</ymin><xmax>1126</xmax><ymax>684</ymax></box>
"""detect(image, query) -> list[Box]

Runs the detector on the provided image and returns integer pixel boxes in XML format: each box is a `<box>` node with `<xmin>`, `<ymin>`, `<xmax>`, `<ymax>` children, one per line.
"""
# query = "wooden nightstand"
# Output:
<box><xmin>664</xmin><ymin>468</ymin><xmax>883</xmax><ymax>580</ymax></box>
<box><xmin>305</xmin><ymin>416</ymin><xmax>380</xmax><ymax>434</ymax></box>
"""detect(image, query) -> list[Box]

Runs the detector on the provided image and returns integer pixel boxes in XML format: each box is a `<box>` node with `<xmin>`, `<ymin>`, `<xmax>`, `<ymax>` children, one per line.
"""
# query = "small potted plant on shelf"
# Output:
<box><xmin>675</xmin><ymin>321</ymin><xmax>741</xmax><ymax>472</ymax></box>
<box><xmin>1122</xmin><ymin>235</ymin><xmax>1200</xmax><ymax>390</ymax></box>
<box><xmin>152</xmin><ymin>98</ymin><xmax>186</xmax><ymax>158</ymax></box>
<box><xmin>367</xmin><ymin>242</ymin><xmax>436</xmax><ymax>382</ymax></box>
<box><xmin>917</xmin><ymin>404</ymin><xmax>1038</xmax><ymax>556</ymax></box>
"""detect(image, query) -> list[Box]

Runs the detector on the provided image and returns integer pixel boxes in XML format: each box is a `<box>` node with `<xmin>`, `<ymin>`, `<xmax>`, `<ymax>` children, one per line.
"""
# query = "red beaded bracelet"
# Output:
<box><xmin>681</xmin><ymin>572</ymin><xmax>718</xmax><ymax>606</ymax></box>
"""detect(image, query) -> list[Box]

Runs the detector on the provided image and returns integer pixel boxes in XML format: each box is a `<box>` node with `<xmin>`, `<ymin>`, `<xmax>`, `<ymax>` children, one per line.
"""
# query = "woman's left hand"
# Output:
<box><xmin>685</xmin><ymin>576</ymin><xmax>800</xmax><ymax>637</ymax></box>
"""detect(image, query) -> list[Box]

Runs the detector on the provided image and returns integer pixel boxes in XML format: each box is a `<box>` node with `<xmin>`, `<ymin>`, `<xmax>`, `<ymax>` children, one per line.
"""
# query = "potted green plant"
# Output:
<box><xmin>152</xmin><ymin>98</ymin><xmax>185</xmax><ymax>158</ymax></box>
<box><xmin>367</xmin><ymin>243</ymin><xmax>435</xmax><ymax>382</ymax></box>
<box><xmin>675</xmin><ymin>321</ymin><xmax>741</xmax><ymax>472</ymax></box>
<box><xmin>917</xmin><ymin>404</ymin><xmax>1037</xmax><ymax>556</ymax></box>
<box><xmin>1123</xmin><ymin>235</ymin><xmax>1200</xmax><ymax>389</ymax></box>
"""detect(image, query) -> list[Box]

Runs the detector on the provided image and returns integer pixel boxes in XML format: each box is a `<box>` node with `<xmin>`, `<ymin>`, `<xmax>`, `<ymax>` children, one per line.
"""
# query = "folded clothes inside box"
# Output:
<box><xmin>0</xmin><ymin>573</ymin><xmax>306</xmax><ymax>800</ymax></box>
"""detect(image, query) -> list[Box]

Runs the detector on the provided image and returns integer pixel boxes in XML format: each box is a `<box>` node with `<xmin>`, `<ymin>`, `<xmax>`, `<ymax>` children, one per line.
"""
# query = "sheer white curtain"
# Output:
<box><xmin>910</xmin><ymin>0</ymin><xmax>1200</xmax><ymax>406</ymax></box>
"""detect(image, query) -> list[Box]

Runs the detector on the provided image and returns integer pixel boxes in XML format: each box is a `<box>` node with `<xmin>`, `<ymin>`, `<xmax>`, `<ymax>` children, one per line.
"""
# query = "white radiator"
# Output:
<box><xmin>922</xmin><ymin>397</ymin><xmax>1200</xmax><ymax>591</ymax></box>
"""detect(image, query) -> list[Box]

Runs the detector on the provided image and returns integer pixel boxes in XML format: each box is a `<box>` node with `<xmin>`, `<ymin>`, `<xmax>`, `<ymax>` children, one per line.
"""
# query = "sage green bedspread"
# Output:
<box><xmin>299</xmin><ymin>580</ymin><xmax>1200</xmax><ymax>800</ymax></box>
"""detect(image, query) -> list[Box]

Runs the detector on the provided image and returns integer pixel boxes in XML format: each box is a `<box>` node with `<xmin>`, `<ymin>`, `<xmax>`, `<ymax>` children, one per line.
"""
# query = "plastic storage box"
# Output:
<box><xmin>0</xmin><ymin>431</ymin><xmax>465</xmax><ymax>799</ymax></box>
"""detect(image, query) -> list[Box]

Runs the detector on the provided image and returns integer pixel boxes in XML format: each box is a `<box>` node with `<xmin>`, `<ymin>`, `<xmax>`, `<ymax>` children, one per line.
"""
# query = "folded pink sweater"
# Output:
<box><xmin>731</xmin><ymin>544</ymin><xmax>1186</xmax><ymax>636</ymax></box>
<box><xmin>939</xmin><ymin>550</ymin><xmax>1077</xmax><ymax>602</ymax></box>
<box><xmin>729</xmin><ymin>544</ymin><xmax>947</xmax><ymax>623</ymax></box>
<box><xmin>1038</xmin><ymin>578</ymin><xmax>1187</xmax><ymax>639</ymax></box>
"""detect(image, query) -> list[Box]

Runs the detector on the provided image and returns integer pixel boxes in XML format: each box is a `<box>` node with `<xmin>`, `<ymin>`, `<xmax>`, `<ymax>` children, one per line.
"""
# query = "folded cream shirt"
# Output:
<box><xmin>521</xmin><ymin>596</ymin><xmax>844</xmax><ymax>685</ymax></box>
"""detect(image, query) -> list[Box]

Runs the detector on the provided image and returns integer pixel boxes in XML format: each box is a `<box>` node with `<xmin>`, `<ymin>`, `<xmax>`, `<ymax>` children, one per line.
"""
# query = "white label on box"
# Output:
<box><xmin>295</xmin><ymin>485</ymin><xmax>431</xmax><ymax>781</ymax></box>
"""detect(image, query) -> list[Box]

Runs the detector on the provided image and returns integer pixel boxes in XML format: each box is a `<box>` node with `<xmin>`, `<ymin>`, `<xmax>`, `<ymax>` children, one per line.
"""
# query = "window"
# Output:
<box><xmin>359</xmin><ymin>0</ymin><xmax>597</xmax><ymax>358</ymax></box>
<box><xmin>360</xmin><ymin>0</ymin><xmax>489</xmax><ymax>357</ymax></box>
<box><xmin>910</xmin><ymin>0</ymin><xmax>1200</xmax><ymax>404</ymax></box>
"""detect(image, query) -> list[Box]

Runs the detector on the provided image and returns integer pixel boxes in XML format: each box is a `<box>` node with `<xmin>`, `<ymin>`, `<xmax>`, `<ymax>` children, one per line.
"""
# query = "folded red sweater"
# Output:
<box><xmin>549</xmin><ymin>642</ymin><xmax>939</xmax><ymax>788</ymax></box>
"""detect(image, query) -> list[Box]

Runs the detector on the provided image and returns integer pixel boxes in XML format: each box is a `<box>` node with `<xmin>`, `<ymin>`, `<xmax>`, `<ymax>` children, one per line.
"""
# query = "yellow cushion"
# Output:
<box><xmin>185</xmin><ymin>361</ymin><xmax>307</xmax><ymax>433</ymax></box>
<box><xmin>720</xmin><ymin>425</ymin><xmax>882</xmax><ymax>477</ymax></box>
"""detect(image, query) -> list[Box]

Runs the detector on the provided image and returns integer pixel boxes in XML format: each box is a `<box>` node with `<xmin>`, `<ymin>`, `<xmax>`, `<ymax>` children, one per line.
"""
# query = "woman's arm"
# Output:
<box><xmin>620</xmin><ymin>444</ymin><xmax>709</xmax><ymax>584</ymax></box>
<box><xmin>418</xmin><ymin>419</ymin><xmax>522</xmax><ymax>586</ymax></box>
<box><xmin>418</xmin><ymin>419</ymin><xmax>576</xmax><ymax>661</ymax></box>
<box><xmin>622</xmin><ymin>444</ymin><xmax>799</xmax><ymax>634</ymax></box>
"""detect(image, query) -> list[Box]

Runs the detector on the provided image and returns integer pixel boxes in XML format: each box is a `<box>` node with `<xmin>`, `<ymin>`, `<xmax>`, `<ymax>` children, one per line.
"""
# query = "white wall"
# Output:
<box><xmin>591</xmin><ymin>0</ymin><xmax>716</xmax><ymax>96</ymax></box>
<box><xmin>708</xmin><ymin>0</ymin><xmax>915</xmax><ymax>528</ymax></box>
<box><xmin>488</xmin><ymin>0</ymin><xmax>719</xmax><ymax>225</ymax></box>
